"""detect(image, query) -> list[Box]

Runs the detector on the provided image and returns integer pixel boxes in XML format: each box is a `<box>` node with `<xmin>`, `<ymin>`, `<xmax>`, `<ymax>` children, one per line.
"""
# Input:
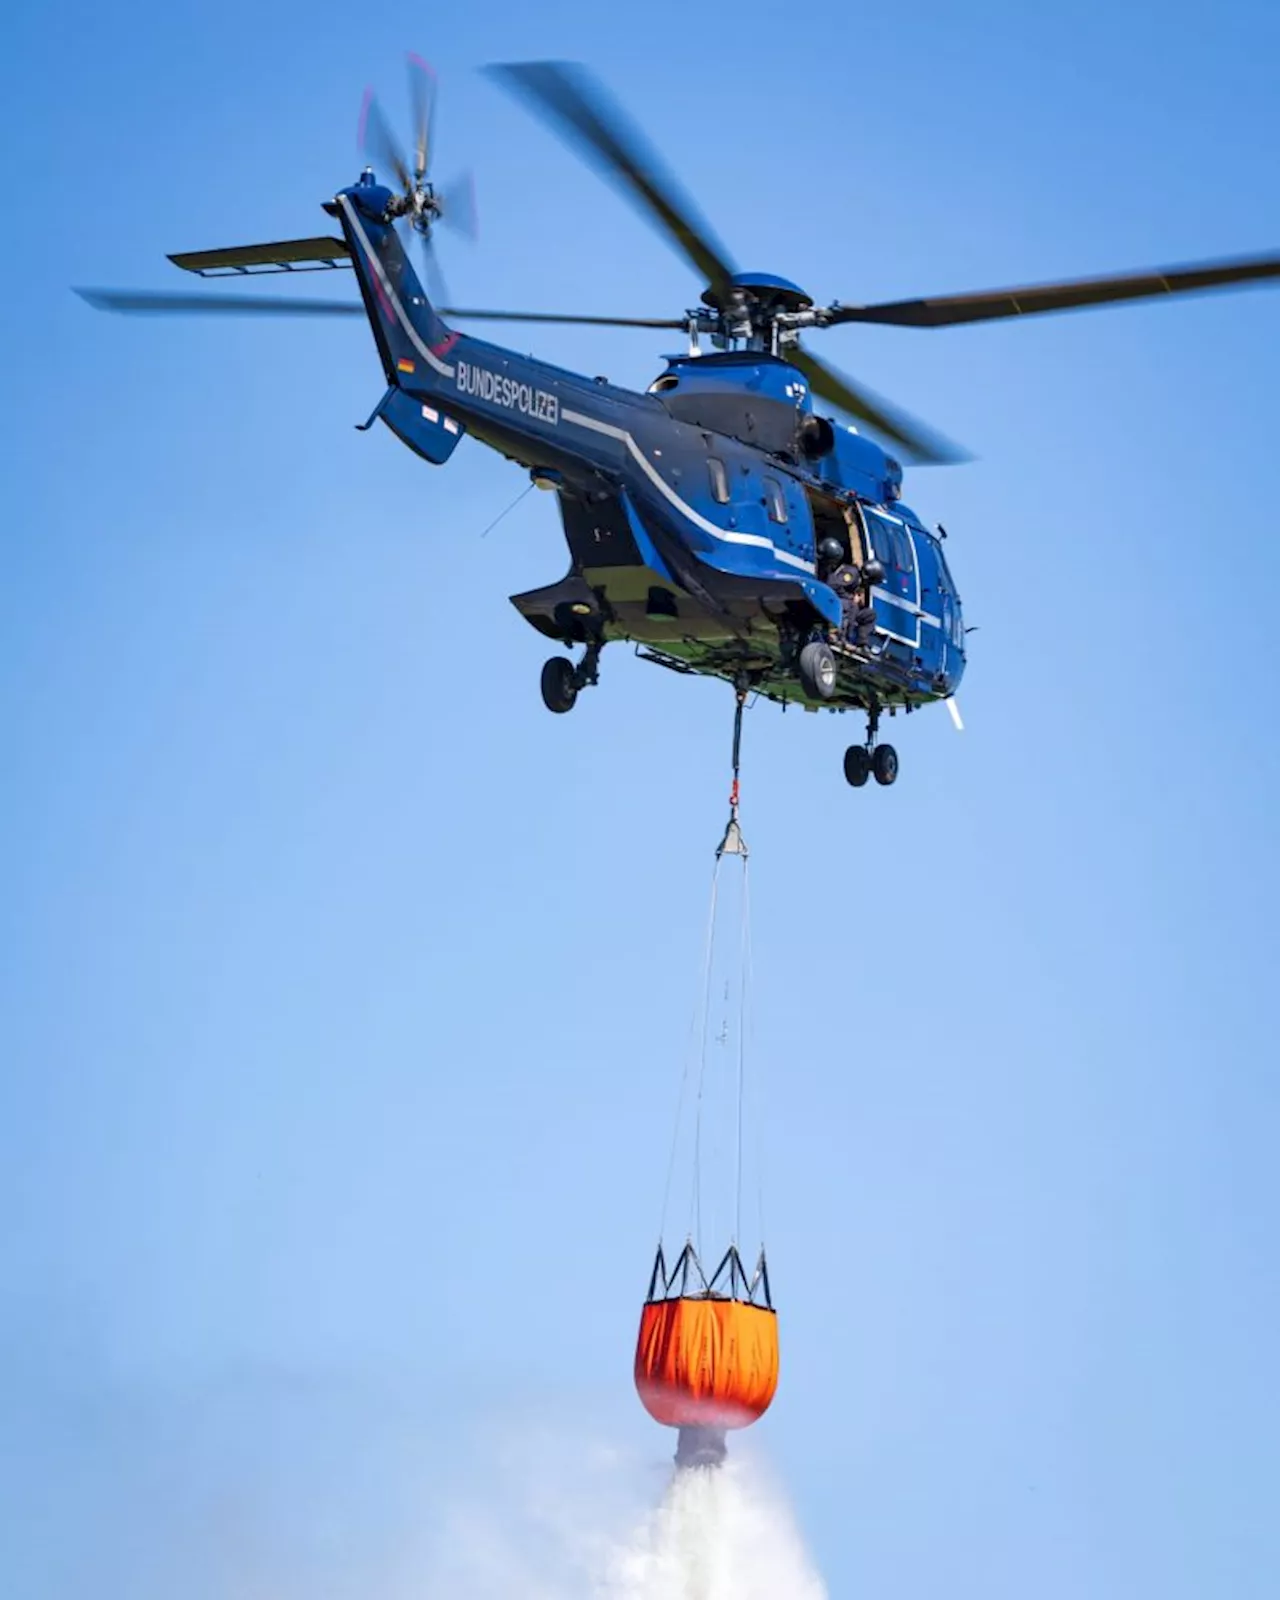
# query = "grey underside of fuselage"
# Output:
<box><xmin>509</xmin><ymin>560</ymin><xmax>762</xmax><ymax>649</ymax></box>
<box><xmin>509</xmin><ymin>553</ymin><xmax>926</xmax><ymax>712</ymax></box>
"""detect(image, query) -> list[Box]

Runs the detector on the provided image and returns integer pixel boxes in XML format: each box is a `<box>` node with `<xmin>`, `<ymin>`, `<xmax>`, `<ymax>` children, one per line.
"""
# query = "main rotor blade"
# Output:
<box><xmin>438</xmin><ymin>171</ymin><xmax>478</xmax><ymax>242</ymax></box>
<box><xmin>407</xmin><ymin>52</ymin><xmax>437</xmax><ymax>182</ymax></box>
<box><xmin>436</xmin><ymin>307</ymin><xmax>683</xmax><ymax>328</ymax></box>
<box><xmin>829</xmin><ymin>250</ymin><xmax>1280</xmax><ymax>329</ymax></box>
<box><xmin>484</xmin><ymin>60</ymin><xmax>736</xmax><ymax>294</ymax></box>
<box><xmin>75</xmin><ymin>288</ymin><xmax>365</xmax><ymax>315</ymax></box>
<box><xmin>359</xmin><ymin>89</ymin><xmax>411</xmax><ymax>193</ymax></box>
<box><xmin>75</xmin><ymin>286</ymin><xmax>681</xmax><ymax>328</ymax></box>
<box><xmin>789</xmin><ymin>346</ymin><xmax>969</xmax><ymax>466</ymax></box>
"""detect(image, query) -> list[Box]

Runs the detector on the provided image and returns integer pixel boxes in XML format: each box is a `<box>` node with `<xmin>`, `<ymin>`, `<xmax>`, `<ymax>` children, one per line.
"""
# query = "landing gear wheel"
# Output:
<box><xmin>798</xmin><ymin>640</ymin><xmax>837</xmax><ymax>701</ymax></box>
<box><xmin>872</xmin><ymin>743</ymin><xmax>899</xmax><ymax>786</ymax></box>
<box><xmin>540</xmin><ymin>656</ymin><xmax>579</xmax><ymax>714</ymax></box>
<box><xmin>843</xmin><ymin>745</ymin><xmax>871</xmax><ymax>788</ymax></box>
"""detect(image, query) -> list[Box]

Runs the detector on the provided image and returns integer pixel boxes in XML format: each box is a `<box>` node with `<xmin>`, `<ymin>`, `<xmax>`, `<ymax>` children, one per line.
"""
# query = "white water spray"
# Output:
<box><xmin>399</xmin><ymin>1424</ymin><xmax>829</xmax><ymax>1600</ymax></box>
<box><xmin>599</xmin><ymin>1457</ymin><xmax>829</xmax><ymax>1600</ymax></box>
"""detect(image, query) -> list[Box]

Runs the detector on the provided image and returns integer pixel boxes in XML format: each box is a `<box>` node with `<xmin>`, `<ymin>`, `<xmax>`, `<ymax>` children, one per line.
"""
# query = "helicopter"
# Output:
<box><xmin>77</xmin><ymin>57</ymin><xmax>1280</xmax><ymax>789</ymax></box>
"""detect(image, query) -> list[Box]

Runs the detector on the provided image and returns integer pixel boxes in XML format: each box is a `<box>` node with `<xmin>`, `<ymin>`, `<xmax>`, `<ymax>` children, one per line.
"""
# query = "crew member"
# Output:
<box><xmin>816</xmin><ymin>536</ymin><xmax>845</xmax><ymax>582</ymax></box>
<box><xmin>817</xmin><ymin>536</ymin><xmax>867</xmax><ymax>644</ymax></box>
<box><xmin>851</xmin><ymin>599</ymin><xmax>878</xmax><ymax>649</ymax></box>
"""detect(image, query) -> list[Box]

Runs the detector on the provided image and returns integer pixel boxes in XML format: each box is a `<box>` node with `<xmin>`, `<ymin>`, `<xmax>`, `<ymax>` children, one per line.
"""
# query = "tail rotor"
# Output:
<box><xmin>359</xmin><ymin>52</ymin><xmax>476</xmax><ymax>304</ymax></box>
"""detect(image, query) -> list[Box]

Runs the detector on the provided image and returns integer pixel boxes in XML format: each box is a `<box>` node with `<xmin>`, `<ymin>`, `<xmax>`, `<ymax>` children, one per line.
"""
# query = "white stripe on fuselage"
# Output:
<box><xmin>870</xmin><ymin>587</ymin><xmax>940</xmax><ymax>625</ymax></box>
<box><xmin>340</xmin><ymin>196</ymin><xmax>456</xmax><ymax>379</ymax></box>
<box><xmin>561</xmin><ymin>409</ymin><xmax>815</xmax><ymax>574</ymax></box>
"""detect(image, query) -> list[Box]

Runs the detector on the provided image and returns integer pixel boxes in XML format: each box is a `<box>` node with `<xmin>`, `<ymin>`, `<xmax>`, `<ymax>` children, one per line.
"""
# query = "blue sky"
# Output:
<box><xmin>3</xmin><ymin>0</ymin><xmax>1279</xmax><ymax>1594</ymax></box>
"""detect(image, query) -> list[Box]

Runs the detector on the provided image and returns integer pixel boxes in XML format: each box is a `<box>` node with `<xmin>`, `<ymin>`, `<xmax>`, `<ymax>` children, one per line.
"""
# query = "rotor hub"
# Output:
<box><xmin>700</xmin><ymin>272</ymin><xmax>813</xmax><ymax>315</ymax></box>
<box><xmin>390</xmin><ymin>183</ymin><xmax>443</xmax><ymax>233</ymax></box>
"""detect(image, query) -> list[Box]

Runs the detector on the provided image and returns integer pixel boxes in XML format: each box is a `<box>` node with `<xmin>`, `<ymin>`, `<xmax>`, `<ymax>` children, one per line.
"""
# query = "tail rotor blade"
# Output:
<box><xmin>416</xmin><ymin>228</ymin><xmax>452</xmax><ymax>310</ymax></box>
<box><xmin>359</xmin><ymin>88</ymin><xmax>411</xmax><ymax>193</ymax></box>
<box><xmin>407</xmin><ymin>52</ymin><xmax>437</xmax><ymax>183</ymax></box>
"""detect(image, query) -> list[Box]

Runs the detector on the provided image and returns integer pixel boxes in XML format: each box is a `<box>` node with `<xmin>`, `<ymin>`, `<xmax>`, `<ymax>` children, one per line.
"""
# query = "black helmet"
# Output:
<box><xmin>818</xmin><ymin>536</ymin><xmax>844</xmax><ymax>564</ymax></box>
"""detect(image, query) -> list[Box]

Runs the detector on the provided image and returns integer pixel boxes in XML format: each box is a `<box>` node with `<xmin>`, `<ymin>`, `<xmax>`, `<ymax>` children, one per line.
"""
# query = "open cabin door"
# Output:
<box><xmin>806</xmin><ymin>489</ymin><xmax>867</xmax><ymax>568</ymax></box>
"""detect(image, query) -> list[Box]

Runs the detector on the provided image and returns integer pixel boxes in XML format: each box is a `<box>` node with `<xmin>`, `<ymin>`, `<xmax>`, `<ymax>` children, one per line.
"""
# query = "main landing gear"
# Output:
<box><xmin>797</xmin><ymin>639</ymin><xmax>838</xmax><ymax>702</ymax></box>
<box><xmin>540</xmin><ymin>639</ymin><xmax>603</xmax><ymax>714</ymax></box>
<box><xmin>844</xmin><ymin>704</ymin><xmax>898</xmax><ymax>788</ymax></box>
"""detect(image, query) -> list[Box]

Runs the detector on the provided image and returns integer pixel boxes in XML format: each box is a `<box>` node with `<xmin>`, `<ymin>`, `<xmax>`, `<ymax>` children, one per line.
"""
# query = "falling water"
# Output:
<box><xmin>403</xmin><ymin>1426</ymin><xmax>829</xmax><ymax>1600</ymax></box>
<box><xmin>597</xmin><ymin>1457</ymin><xmax>829</xmax><ymax>1600</ymax></box>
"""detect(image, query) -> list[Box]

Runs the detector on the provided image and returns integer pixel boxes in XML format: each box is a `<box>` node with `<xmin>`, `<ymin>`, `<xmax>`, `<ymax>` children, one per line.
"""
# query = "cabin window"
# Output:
<box><xmin>764</xmin><ymin>477</ymin><xmax>787</xmax><ymax>523</ymax></box>
<box><xmin>708</xmin><ymin>457</ymin><xmax>730</xmax><ymax>504</ymax></box>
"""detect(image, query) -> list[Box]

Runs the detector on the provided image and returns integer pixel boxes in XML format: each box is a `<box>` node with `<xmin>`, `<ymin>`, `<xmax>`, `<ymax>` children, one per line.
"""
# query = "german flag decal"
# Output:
<box><xmin>397</xmin><ymin>358</ymin><xmax>415</xmax><ymax>374</ymax></box>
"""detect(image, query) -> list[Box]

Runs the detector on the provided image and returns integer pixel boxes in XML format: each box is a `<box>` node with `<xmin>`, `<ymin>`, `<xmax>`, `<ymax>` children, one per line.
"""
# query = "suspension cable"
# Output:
<box><xmin>718</xmin><ymin>684</ymin><xmax>750</xmax><ymax>1252</ymax></box>
<box><xmin>690</xmin><ymin>851</ymin><xmax>723</xmax><ymax>1252</ymax></box>
<box><xmin>658</xmin><ymin>857</ymin><xmax>722</xmax><ymax>1248</ymax></box>
<box><xmin>658</xmin><ymin>683</ymin><xmax>758</xmax><ymax>1270</ymax></box>
<box><xmin>735</xmin><ymin>853</ymin><xmax>750</xmax><ymax>1248</ymax></box>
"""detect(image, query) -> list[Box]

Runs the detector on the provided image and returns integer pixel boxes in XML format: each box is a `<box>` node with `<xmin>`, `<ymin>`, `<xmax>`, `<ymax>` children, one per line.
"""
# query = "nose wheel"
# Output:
<box><xmin>540</xmin><ymin>640</ymin><xmax>603</xmax><ymax>714</ymax></box>
<box><xmin>844</xmin><ymin>705</ymin><xmax>898</xmax><ymax>788</ymax></box>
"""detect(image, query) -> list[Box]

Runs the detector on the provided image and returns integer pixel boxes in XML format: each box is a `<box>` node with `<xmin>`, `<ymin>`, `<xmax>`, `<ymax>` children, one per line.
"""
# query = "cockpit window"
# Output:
<box><xmin>764</xmin><ymin>477</ymin><xmax>787</xmax><ymax>523</ymax></box>
<box><xmin>929</xmin><ymin>537</ymin><xmax>963</xmax><ymax>644</ymax></box>
<box><xmin>866</xmin><ymin>510</ymin><xmax>914</xmax><ymax>589</ymax></box>
<box><xmin>863</xmin><ymin>509</ymin><xmax>884</xmax><ymax>562</ymax></box>
<box><xmin>708</xmin><ymin>457</ymin><xmax>730</xmax><ymax>504</ymax></box>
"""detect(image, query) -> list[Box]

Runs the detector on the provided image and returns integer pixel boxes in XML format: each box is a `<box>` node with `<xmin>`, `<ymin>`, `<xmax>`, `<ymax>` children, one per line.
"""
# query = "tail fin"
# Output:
<box><xmin>330</xmin><ymin>183</ymin><xmax>458</xmax><ymax>392</ymax></box>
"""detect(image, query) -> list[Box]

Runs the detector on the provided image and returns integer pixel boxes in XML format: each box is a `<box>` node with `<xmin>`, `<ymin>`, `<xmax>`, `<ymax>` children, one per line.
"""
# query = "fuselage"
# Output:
<box><xmin>330</xmin><ymin>171</ymin><xmax>966</xmax><ymax>717</ymax></box>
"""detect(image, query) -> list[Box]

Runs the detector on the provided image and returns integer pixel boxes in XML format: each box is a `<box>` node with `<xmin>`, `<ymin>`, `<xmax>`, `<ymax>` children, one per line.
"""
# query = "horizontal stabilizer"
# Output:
<box><xmin>168</xmin><ymin>237</ymin><xmax>353</xmax><ymax>277</ymax></box>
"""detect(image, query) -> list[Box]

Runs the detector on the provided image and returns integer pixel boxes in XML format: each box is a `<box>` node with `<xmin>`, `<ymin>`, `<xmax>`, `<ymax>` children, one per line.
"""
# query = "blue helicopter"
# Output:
<box><xmin>78</xmin><ymin>58</ymin><xmax>1280</xmax><ymax>788</ymax></box>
